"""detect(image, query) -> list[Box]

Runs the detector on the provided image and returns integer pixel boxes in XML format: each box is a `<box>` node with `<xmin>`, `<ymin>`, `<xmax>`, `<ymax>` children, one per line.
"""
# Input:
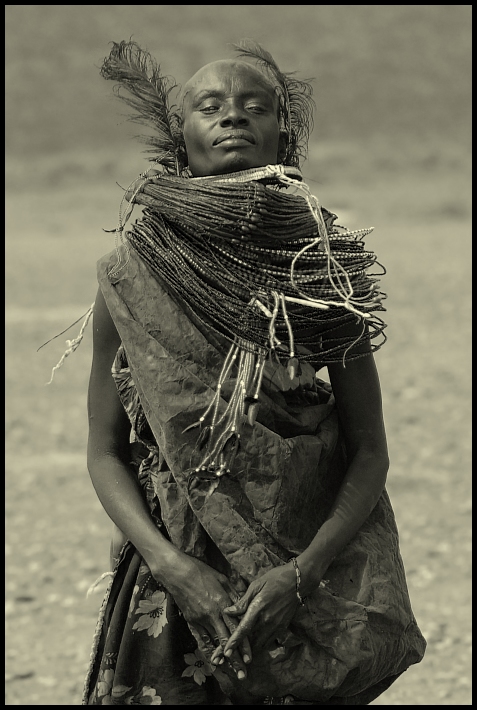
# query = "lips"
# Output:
<box><xmin>214</xmin><ymin>130</ymin><xmax>255</xmax><ymax>145</ymax></box>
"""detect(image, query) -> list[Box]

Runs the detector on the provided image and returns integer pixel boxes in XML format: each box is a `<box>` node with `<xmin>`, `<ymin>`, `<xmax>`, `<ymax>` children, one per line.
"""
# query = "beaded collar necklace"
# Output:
<box><xmin>109</xmin><ymin>164</ymin><xmax>387</xmax><ymax>484</ymax></box>
<box><xmin>44</xmin><ymin>42</ymin><xmax>384</xmax><ymax>486</ymax></box>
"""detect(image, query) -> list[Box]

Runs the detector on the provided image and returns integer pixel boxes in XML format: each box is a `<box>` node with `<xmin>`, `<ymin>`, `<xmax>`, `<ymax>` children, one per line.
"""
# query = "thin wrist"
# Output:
<box><xmin>143</xmin><ymin>540</ymin><xmax>186</xmax><ymax>583</ymax></box>
<box><xmin>295</xmin><ymin>553</ymin><xmax>329</xmax><ymax>596</ymax></box>
<box><xmin>289</xmin><ymin>557</ymin><xmax>307</xmax><ymax>605</ymax></box>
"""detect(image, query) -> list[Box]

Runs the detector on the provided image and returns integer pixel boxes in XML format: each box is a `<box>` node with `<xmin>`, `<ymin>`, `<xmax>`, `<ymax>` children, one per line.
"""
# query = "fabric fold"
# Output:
<box><xmin>87</xmin><ymin>245</ymin><xmax>426</xmax><ymax>704</ymax></box>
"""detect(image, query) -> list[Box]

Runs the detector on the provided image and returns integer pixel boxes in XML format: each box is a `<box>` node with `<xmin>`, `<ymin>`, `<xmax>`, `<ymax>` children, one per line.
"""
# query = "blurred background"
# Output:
<box><xmin>6</xmin><ymin>5</ymin><xmax>471</xmax><ymax>705</ymax></box>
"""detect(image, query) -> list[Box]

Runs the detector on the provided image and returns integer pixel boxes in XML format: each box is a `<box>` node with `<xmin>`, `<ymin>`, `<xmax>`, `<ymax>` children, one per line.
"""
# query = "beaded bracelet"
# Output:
<box><xmin>289</xmin><ymin>557</ymin><xmax>306</xmax><ymax>606</ymax></box>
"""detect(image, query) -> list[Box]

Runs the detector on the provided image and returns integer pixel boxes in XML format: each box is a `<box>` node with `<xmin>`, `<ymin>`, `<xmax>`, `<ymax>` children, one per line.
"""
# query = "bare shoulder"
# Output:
<box><xmin>327</xmin><ymin>348</ymin><xmax>388</xmax><ymax>458</ymax></box>
<box><xmin>87</xmin><ymin>287</ymin><xmax>130</xmax><ymax>463</ymax></box>
<box><xmin>92</xmin><ymin>287</ymin><xmax>121</xmax><ymax>357</ymax></box>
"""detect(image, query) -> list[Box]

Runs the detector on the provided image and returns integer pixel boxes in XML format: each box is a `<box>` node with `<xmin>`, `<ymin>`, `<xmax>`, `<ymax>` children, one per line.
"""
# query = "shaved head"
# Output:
<box><xmin>180</xmin><ymin>59</ymin><xmax>286</xmax><ymax>176</ymax></box>
<box><xmin>181</xmin><ymin>59</ymin><xmax>279</xmax><ymax>114</ymax></box>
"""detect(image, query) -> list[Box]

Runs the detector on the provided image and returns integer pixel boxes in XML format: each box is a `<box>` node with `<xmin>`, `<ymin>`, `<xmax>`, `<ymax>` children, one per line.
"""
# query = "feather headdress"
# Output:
<box><xmin>233</xmin><ymin>39</ymin><xmax>315</xmax><ymax>168</ymax></box>
<box><xmin>100</xmin><ymin>39</ymin><xmax>314</xmax><ymax>172</ymax></box>
<box><xmin>100</xmin><ymin>40</ymin><xmax>187</xmax><ymax>175</ymax></box>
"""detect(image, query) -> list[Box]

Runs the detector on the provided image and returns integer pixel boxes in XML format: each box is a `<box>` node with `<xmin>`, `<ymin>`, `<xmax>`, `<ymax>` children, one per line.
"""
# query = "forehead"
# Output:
<box><xmin>182</xmin><ymin>60</ymin><xmax>278</xmax><ymax>107</ymax></box>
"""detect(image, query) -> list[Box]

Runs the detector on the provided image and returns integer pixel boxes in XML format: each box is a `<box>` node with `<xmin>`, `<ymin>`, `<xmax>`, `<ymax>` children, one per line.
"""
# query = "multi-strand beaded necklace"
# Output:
<box><xmin>111</xmin><ymin>164</ymin><xmax>387</xmax><ymax>481</ymax></box>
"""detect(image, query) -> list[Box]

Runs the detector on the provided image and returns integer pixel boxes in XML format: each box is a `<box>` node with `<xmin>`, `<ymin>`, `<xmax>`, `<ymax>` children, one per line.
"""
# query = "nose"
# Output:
<box><xmin>220</xmin><ymin>102</ymin><xmax>249</xmax><ymax>127</ymax></box>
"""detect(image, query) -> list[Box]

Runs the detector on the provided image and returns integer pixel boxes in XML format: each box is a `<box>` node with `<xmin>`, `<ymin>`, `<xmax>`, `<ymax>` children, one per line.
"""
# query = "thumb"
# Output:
<box><xmin>224</xmin><ymin>592</ymin><xmax>251</xmax><ymax>615</ymax></box>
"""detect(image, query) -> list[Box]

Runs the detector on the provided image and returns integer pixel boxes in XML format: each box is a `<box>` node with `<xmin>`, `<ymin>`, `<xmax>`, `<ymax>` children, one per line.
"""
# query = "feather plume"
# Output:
<box><xmin>100</xmin><ymin>40</ymin><xmax>187</xmax><ymax>174</ymax></box>
<box><xmin>233</xmin><ymin>40</ymin><xmax>315</xmax><ymax>168</ymax></box>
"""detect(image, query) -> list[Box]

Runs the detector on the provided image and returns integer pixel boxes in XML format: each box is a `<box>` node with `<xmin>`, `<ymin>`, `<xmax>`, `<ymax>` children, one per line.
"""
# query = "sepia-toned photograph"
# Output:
<box><xmin>6</xmin><ymin>5</ymin><xmax>471</xmax><ymax>705</ymax></box>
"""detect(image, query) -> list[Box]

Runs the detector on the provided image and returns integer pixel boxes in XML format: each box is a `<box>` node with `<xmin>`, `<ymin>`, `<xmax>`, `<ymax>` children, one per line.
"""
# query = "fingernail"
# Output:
<box><xmin>243</xmin><ymin>654</ymin><xmax>250</xmax><ymax>664</ymax></box>
<box><xmin>224</xmin><ymin>649</ymin><xmax>232</xmax><ymax>658</ymax></box>
<box><xmin>219</xmin><ymin>657</ymin><xmax>225</xmax><ymax>665</ymax></box>
<box><xmin>238</xmin><ymin>670</ymin><xmax>246</xmax><ymax>680</ymax></box>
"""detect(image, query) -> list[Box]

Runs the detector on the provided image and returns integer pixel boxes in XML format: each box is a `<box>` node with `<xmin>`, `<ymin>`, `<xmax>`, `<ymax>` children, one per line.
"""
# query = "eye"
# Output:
<box><xmin>246</xmin><ymin>104</ymin><xmax>267</xmax><ymax>114</ymax></box>
<box><xmin>199</xmin><ymin>104</ymin><xmax>220</xmax><ymax>114</ymax></box>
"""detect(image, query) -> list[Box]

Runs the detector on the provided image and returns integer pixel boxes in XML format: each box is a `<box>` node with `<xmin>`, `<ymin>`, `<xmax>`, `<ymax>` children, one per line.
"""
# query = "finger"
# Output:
<box><xmin>223</xmin><ymin>588</ymin><xmax>254</xmax><ymax>617</ymax></box>
<box><xmin>223</xmin><ymin>603</ymin><xmax>261</xmax><ymax>656</ymax></box>
<box><xmin>210</xmin><ymin>650</ymin><xmax>228</xmax><ymax>668</ymax></box>
<box><xmin>211</xmin><ymin>645</ymin><xmax>227</xmax><ymax>667</ymax></box>
<box><xmin>211</xmin><ymin>617</ymin><xmax>232</xmax><ymax>658</ymax></box>
<box><xmin>225</xmin><ymin>633</ymin><xmax>252</xmax><ymax>665</ymax></box>
<box><xmin>210</xmin><ymin>632</ymin><xmax>226</xmax><ymax>665</ymax></box>
<box><xmin>213</xmin><ymin>618</ymin><xmax>247</xmax><ymax>680</ymax></box>
<box><xmin>240</xmin><ymin>634</ymin><xmax>253</xmax><ymax>664</ymax></box>
<box><xmin>189</xmin><ymin>624</ymin><xmax>216</xmax><ymax>659</ymax></box>
<box><xmin>222</xmin><ymin>611</ymin><xmax>252</xmax><ymax>664</ymax></box>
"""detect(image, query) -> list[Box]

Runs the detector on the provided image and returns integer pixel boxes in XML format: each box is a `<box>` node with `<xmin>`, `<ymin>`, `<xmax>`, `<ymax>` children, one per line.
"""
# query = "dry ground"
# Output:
<box><xmin>6</xmin><ymin>166</ymin><xmax>471</xmax><ymax>705</ymax></box>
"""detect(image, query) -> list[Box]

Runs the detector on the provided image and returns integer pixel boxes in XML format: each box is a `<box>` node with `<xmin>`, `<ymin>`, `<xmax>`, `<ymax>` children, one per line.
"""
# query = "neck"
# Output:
<box><xmin>188</xmin><ymin>164</ymin><xmax>303</xmax><ymax>184</ymax></box>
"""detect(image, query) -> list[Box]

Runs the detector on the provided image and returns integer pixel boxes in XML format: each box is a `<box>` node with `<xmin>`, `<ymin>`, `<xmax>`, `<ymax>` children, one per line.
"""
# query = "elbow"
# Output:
<box><xmin>349</xmin><ymin>439</ymin><xmax>389</xmax><ymax>465</ymax></box>
<box><xmin>362</xmin><ymin>448</ymin><xmax>389</xmax><ymax>506</ymax></box>
<box><xmin>87</xmin><ymin>442</ymin><xmax>124</xmax><ymax>477</ymax></box>
<box><xmin>376</xmin><ymin>451</ymin><xmax>389</xmax><ymax>493</ymax></box>
<box><xmin>350</xmin><ymin>443</ymin><xmax>389</xmax><ymax>484</ymax></box>
<box><xmin>87</xmin><ymin>450</ymin><xmax>106</xmax><ymax>478</ymax></box>
<box><xmin>372</xmin><ymin>448</ymin><xmax>389</xmax><ymax>482</ymax></box>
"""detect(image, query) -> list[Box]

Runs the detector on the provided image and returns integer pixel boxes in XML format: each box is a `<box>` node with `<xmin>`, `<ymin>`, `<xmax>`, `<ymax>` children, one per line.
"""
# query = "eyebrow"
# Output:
<box><xmin>191</xmin><ymin>88</ymin><xmax>276</xmax><ymax>106</ymax></box>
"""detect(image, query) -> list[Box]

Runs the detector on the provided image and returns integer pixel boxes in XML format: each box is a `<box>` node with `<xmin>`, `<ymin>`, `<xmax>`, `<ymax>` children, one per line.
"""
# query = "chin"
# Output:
<box><xmin>189</xmin><ymin>153</ymin><xmax>277</xmax><ymax>177</ymax></box>
<box><xmin>215</xmin><ymin>153</ymin><xmax>269</xmax><ymax>175</ymax></box>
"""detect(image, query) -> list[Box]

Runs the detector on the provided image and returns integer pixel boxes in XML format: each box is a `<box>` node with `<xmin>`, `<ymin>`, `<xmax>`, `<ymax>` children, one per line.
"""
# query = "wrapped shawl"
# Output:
<box><xmin>95</xmin><ymin>244</ymin><xmax>425</xmax><ymax>704</ymax></box>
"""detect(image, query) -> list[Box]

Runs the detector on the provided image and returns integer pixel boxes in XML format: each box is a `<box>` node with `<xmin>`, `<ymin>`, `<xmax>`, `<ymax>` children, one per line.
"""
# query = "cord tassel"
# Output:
<box><xmin>46</xmin><ymin>304</ymin><xmax>95</xmax><ymax>385</ymax></box>
<box><xmin>247</xmin><ymin>402</ymin><xmax>260</xmax><ymax>426</ymax></box>
<box><xmin>102</xmin><ymin>164</ymin><xmax>386</xmax><ymax>485</ymax></box>
<box><xmin>193</xmin><ymin>341</ymin><xmax>266</xmax><ymax>474</ymax></box>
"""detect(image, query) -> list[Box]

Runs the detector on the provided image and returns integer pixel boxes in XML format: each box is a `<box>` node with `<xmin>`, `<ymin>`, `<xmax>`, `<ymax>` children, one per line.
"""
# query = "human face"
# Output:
<box><xmin>182</xmin><ymin>60</ymin><xmax>284</xmax><ymax>177</ymax></box>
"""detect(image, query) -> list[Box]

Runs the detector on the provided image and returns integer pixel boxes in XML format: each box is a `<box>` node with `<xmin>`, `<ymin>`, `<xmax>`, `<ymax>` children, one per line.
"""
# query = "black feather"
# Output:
<box><xmin>100</xmin><ymin>40</ymin><xmax>187</xmax><ymax>174</ymax></box>
<box><xmin>233</xmin><ymin>39</ymin><xmax>315</xmax><ymax>168</ymax></box>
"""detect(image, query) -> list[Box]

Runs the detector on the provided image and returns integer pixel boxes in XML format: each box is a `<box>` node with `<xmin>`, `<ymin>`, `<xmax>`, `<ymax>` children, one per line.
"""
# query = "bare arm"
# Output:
<box><xmin>87</xmin><ymin>287</ymin><xmax>180</xmax><ymax>571</ymax></box>
<box><xmin>223</xmin><ymin>324</ymin><xmax>389</xmax><ymax>653</ymax></box>
<box><xmin>297</xmin><ymin>319</ymin><xmax>389</xmax><ymax>587</ymax></box>
<box><xmin>87</xmin><ymin>287</ymin><xmax>251</xmax><ymax>675</ymax></box>
<box><xmin>297</xmin><ymin>349</ymin><xmax>389</xmax><ymax>592</ymax></box>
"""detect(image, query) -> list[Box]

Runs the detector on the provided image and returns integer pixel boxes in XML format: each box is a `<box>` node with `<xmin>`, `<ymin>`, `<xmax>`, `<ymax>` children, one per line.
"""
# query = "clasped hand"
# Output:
<box><xmin>155</xmin><ymin>555</ymin><xmax>299</xmax><ymax>681</ymax></box>
<box><xmin>156</xmin><ymin>555</ymin><xmax>252</xmax><ymax>679</ymax></box>
<box><xmin>215</xmin><ymin>563</ymin><xmax>299</xmax><ymax>665</ymax></box>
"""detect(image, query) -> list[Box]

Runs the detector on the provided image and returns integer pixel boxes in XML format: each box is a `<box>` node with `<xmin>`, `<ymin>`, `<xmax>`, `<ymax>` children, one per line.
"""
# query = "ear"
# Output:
<box><xmin>176</xmin><ymin>130</ymin><xmax>189</xmax><ymax>173</ymax></box>
<box><xmin>277</xmin><ymin>130</ymin><xmax>288</xmax><ymax>163</ymax></box>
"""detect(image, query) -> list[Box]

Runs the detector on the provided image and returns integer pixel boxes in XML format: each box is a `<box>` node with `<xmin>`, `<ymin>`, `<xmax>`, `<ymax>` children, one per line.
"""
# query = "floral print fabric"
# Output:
<box><xmin>85</xmin><ymin>247</ymin><xmax>426</xmax><ymax>704</ymax></box>
<box><xmin>85</xmin><ymin>544</ymin><xmax>216</xmax><ymax>704</ymax></box>
<box><xmin>83</xmin><ymin>349</ymin><xmax>222</xmax><ymax>705</ymax></box>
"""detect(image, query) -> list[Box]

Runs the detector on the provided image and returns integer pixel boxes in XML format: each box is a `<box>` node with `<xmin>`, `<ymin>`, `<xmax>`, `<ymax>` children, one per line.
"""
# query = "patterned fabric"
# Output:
<box><xmin>84</xmin><ymin>346</ymin><xmax>228</xmax><ymax>705</ymax></box>
<box><xmin>83</xmin><ymin>247</ymin><xmax>425</xmax><ymax>705</ymax></box>
<box><xmin>84</xmin><ymin>347</ymin><xmax>331</xmax><ymax>706</ymax></box>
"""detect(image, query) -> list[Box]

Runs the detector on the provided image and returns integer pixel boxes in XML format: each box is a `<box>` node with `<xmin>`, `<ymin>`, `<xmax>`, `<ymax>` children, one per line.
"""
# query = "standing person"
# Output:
<box><xmin>82</xmin><ymin>40</ymin><xmax>425</xmax><ymax>705</ymax></box>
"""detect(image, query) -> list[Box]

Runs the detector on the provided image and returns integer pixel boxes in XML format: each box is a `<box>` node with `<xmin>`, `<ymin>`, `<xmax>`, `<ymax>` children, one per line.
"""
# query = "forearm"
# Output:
<box><xmin>297</xmin><ymin>448</ymin><xmax>389</xmax><ymax>594</ymax></box>
<box><xmin>87</xmin><ymin>452</ymin><xmax>181</xmax><ymax>579</ymax></box>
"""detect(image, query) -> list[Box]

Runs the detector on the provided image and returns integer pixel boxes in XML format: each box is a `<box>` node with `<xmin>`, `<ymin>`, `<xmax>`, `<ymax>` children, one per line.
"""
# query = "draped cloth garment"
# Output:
<box><xmin>83</xmin><ymin>246</ymin><xmax>425</xmax><ymax>705</ymax></box>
